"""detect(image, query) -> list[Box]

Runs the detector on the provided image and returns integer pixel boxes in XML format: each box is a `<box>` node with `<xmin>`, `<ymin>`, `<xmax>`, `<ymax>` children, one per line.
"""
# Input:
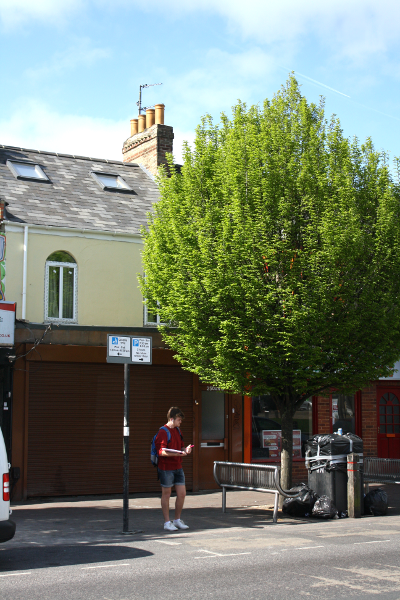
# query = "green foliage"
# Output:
<box><xmin>140</xmin><ymin>76</ymin><xmax>400</xmax><ymax>408</ymax></box>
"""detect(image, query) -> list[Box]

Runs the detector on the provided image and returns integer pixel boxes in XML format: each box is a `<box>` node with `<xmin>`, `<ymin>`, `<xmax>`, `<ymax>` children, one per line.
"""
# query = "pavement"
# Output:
<box><xmin>6</xmin><ymin>482</ymin><xmax>400</xmax><ymax>550</ymax></box>
<box><xmin>2</xmin><ymin>484</ymin><xmax>400</xmax><ymax>600</ymax></box>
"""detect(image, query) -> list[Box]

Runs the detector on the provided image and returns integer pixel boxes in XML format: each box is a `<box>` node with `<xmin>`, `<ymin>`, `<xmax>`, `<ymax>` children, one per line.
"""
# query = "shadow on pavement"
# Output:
<box><xmin>0</xmin><ymin>543</ymin><xmax>152</xmax><ymax>573</ymax></box>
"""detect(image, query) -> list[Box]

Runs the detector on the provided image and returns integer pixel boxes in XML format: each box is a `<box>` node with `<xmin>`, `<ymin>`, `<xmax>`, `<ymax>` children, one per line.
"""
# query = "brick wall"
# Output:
<box><xmin>122</xmin><ymin>124</ymin><xmax>174</xmax><ymax>177</ymax></box>
<box><xmin>361</xmin><ymin>384</ymin><xmax>377</xmax><ymax>457</ymax></box>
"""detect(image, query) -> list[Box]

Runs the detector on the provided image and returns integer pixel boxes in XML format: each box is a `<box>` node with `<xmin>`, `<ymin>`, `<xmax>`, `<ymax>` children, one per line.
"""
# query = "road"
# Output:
<box><xmin>1</xmin><ymin>489</ymin><xmax>400</xmax><ymax>600</ymax></box>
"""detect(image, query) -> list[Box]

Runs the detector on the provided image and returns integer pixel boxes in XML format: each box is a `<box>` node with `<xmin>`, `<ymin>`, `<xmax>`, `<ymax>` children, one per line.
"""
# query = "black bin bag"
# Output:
<box><xmin>364</xmin><ymin>488</ymin><xmax>388</xmax><ymax>516</ymax></box>
<box><xmin>282</xmin><ymin>483</ymin><xmax>319</xmax><ymax>517</ymax></box>
<box><xmin>312</xmin><ymin>495</ymin><xmax>339</xmax><ymax>519</ymax></box>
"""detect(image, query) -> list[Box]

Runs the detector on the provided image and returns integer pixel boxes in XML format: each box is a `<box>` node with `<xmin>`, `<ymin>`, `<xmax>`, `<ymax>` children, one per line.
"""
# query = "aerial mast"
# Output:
<box><xmin>137</xmin><ymin>82</ymin><xmax>163</xmax><ymax>114</ymax></box>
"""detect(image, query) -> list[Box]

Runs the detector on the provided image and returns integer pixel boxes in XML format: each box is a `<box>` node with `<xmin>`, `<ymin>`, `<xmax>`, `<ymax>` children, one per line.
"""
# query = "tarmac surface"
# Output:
<box><xmin>1</xmin><ymin>484</ymin><xmax>400</xmax><ymax>599</ymax></box>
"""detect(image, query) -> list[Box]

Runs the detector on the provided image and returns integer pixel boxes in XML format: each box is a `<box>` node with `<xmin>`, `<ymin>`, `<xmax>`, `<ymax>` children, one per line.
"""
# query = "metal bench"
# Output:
<box><xmin>213</xmin><ymin>461</ymin><xmax>301</xmax><ymax>523</ymax></box>
<box><xmin>364</xmin><ymin>457</ymin><xmax>400</xmax><ymax>492</ymax></box>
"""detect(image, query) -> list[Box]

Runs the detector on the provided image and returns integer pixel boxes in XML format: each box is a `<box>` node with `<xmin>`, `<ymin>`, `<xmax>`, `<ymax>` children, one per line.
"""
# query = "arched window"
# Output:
<box><xmin>45</xmin><ymin>251</ymin><xmax>77</xmax><ymax>322</ymax></box>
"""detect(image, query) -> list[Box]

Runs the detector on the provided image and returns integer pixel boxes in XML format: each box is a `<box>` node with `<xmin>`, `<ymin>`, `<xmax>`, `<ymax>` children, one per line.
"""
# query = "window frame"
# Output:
<box><xmin>90</xmin><ymin>171</ymin><xmax>132</xmax><ymax>191</ymax></box>
<box><xmin>250</xmin><ymin>395</ymin><xmax>315</xmax><ymax>463</ymax></box>
<box><xmin>6</xmin><ymin>159</ymin><xmax>50</xmax><ymax>182</ymax></box>
<box><xmin>144</xmin><ymin>302</ymin><xmax>163</xmax><ymax>327</ymax></box>
<box><xmin>44</xmin><ymin>259</ymin><xmax>78</xmax><ymax>323</ymax></box>
<box><xmin>330</xmin><ymin>391</ymin><xmax>362</xmax><ymax>437</ymax></box>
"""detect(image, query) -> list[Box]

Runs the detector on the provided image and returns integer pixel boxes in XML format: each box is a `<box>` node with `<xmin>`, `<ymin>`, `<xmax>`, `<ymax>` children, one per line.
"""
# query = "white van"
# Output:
<box><xmin>0</xmin><ymin>428</ymin><xmax>15</xmax><ymax>543</ymax></box>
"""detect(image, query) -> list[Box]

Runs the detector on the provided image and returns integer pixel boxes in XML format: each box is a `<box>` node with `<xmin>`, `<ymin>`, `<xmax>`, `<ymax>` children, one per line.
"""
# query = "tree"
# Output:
<box><xmin>140</xmin><ymin>76</ymin><xmax>400</xmax><ymax>489</ymax></box>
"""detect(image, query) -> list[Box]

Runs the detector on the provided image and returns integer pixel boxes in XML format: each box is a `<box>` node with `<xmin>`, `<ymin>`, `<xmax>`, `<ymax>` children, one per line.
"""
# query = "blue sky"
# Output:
<box><xmin>1</xmin><ymin>0</ymin><xmax>399</xmax><ymax>166</ymax></box>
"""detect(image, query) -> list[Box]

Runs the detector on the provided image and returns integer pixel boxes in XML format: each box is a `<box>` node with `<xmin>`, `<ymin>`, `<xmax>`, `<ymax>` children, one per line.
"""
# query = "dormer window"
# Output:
<box><xmin>90</xmin><ymin>171</ymin><xmax>132</xmax><ymax>191</ymax></box>
<box><xmin>6</xmin><ymin>160</ymin><xmax>49</xmax><ymax>182</ymax></box>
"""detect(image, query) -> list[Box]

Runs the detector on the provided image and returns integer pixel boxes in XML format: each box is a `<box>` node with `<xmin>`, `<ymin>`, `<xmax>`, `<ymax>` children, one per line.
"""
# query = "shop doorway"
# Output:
<box><xmin>377</xmin><ymin>387</ymin><xmax>400</xmax><ymax>458</ymax></box>
<box><xmin>197</xmin><ymin>386</ymin><xmax>242</xmax><ymax>489</ymax></box>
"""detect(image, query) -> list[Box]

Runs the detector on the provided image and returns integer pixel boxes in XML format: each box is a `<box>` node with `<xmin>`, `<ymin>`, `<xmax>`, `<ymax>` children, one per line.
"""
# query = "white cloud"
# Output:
<box><xmin>25</xmin><ymin>38</ymin><xmax>110</xmax><ymax>80</ymax></box>
<box><xmin>2</xmin><ymin>0</ymin><xmax>399</xmax><ymax>66</ymax></box>
<box><xmin>132</xmin><ymin>0</ymin><xmax>400</xmax><ymax>64</ymax></box>
<box><xmin>172</xmin><ymin>129</ymin><xmax>195</xmax><ymax>165</ymax></box>
<box><xmin>0</xmin><ymin>0</ymin><xmax>81</xmax><ymax>27</ymax></box>
<box><xmin>0</xmin><ymin>101</ymin><xmax>127</xmax><ymax>161</ymax></box>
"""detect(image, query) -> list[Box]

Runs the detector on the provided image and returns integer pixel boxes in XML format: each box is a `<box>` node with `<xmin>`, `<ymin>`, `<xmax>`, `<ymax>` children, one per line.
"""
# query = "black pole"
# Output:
<box><xmin>122</xmin><ymin>363</ymin><xmax>130</xmax><ymax>533</ymax></box>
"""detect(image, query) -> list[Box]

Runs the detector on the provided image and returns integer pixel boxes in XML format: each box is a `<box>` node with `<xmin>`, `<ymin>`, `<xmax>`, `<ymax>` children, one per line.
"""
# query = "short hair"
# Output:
<box><xmin>167</xmin><ymin>407</ymin><xmax>185</xmax><ymax>420</ymax></box>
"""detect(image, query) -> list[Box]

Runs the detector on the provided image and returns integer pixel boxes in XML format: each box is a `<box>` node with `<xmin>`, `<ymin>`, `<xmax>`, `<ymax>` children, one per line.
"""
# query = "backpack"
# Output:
<box><xmin>151</xmin><ymin>426</ymin><xmax>182</xmax><ymax>467</ymax></box>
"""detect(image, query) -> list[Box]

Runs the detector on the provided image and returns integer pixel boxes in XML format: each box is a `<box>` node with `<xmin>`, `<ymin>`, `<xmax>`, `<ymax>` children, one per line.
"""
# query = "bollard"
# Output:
<box><xmin>347</xmin><ymin>452</ymin><xmax>361</xmax><ymax>518</ymax></box>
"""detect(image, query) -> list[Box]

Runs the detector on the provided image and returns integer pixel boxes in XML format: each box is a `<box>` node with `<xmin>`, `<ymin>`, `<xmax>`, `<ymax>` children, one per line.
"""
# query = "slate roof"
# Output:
<box><xmin>0</xmin><ymin>145</ymin><xmax>159</xmax><ymax>235</ymax></box>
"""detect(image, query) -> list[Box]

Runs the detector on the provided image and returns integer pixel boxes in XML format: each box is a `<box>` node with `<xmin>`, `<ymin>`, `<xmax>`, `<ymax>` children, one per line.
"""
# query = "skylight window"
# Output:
<box><xmin>6</xmin><ymin>160</ymin><xmax>49</xmax><ymax>182</ymax></box>
<box><xmin>90</xmin><ymin>171</ymin><xmax>132</xmax><ymax>191</ymax></box>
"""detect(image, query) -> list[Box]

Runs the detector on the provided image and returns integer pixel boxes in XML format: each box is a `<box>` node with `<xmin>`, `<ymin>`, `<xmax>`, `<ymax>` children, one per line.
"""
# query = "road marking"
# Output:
<box><xmin>296</xmin><ymin>546</ymin><xmax>325</xmax><ymax>550</ymax></box>
<box><xmin>82</xmin><ymin>564</ymin><xmax>130</xmax><ymax>570</ymax></box>
<box><xmin>0</xmin><ymin>572</ymin><xmax>31</xmax><ymax>578</ymax></box>
<box><xmin>154</xmin><ymin>540</ymin><xmax>182</xmax><ymax>546</ymax></box>
<box><xmin>195</xmin><ymin>549</ymin><xmax>251</xmax><ymax>559</ymax></box>
<box><xmin>353</xmin><ymin>540</ymin><xmax>390</xmax><ymax>545</ymax></box>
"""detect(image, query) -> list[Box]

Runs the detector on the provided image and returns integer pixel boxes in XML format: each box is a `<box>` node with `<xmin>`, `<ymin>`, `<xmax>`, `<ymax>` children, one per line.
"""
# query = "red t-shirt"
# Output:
<box><xmin>155</xmin><ymin>425</ymin><xmax>184</xmax><ymax>471</ymax></box>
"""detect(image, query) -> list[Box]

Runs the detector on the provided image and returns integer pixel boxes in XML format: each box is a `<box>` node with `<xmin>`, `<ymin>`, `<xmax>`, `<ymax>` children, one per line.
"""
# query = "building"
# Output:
<box><xmin>0</xmin><ymin>106</ymin><xmax>242</xmax><ymax>501</ymax></box>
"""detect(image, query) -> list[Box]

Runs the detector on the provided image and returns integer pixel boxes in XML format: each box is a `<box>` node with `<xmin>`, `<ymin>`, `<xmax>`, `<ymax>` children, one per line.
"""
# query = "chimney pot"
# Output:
<box><xmin>130</xmin><ymin>118</ymin><xmax>138</xmax><ymax>136</ymax></box>
<box><xmin>155</xmin><ymin>103</ymin><xmax>165</xmax><ymax>125</ymax></box>
<box><xmin>146</xmin><ymin>108</ymin><xmax>155</xmax><ymax>129</ymax></box>
<box><xmin>138</xmin><ymin>114</ymin><xmax>146</xmax><ymax>133</ymax></box>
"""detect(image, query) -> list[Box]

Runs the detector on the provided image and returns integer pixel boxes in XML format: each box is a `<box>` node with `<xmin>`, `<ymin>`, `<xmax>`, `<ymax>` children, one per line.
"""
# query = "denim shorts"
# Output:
<box><xmin>158</xmin><ymin>468</ymin><xmax>185</xmax><ymax>488</ymax></box>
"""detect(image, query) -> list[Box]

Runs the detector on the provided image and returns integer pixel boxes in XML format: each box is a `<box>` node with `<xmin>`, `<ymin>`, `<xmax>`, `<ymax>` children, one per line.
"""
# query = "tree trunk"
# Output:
<box><xmin>280</xmin><ymin>409</ymin><xmax>294</xmax><ymax>493</ymax></box>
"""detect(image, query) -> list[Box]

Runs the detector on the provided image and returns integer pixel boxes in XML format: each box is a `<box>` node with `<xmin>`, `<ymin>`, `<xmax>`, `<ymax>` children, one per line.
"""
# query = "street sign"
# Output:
<box><xmin>105</xmin><ymin>333</ymin><xmax>152</xmax><ymax>534</ymax></box>
<box><xmin>0</xmin><ymin>302</ymin><xmax>16</xmax><ymax>347</ymax></box>
<box><xmin>107</xmin><ymin>335</ymin><xmax>131</xmax><ymax>363</ymax></box>
<box><xmin>106</xmin><ymin>335</ymin><xmax>152</xmax><ymax>364</ymax></box>
<box><xmin>131</xmin><ymin>337</ymin><xmax>152</xmax><ymax>364</ymax></box>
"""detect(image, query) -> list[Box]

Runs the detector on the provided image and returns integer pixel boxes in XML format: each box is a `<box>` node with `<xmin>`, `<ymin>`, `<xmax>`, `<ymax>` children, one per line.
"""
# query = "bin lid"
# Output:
<box><xmin>306</xmin><ymin>432</ymin><xmax>363</xmax><ymax>457</ymax></box>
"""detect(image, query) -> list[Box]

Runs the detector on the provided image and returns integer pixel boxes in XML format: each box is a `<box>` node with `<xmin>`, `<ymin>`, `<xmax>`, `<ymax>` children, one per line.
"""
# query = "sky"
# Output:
<box><xmin>0</xmin><ymin>0</ymin><xmax>399</xmax><ymax>167</ymax></box>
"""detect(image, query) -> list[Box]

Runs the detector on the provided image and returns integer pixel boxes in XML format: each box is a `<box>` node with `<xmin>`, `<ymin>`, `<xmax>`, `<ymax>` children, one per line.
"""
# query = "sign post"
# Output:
<box><xmin>107</xmin><ymin>335</ymin><xmax>152</xmax><ymax>534</ymax></box>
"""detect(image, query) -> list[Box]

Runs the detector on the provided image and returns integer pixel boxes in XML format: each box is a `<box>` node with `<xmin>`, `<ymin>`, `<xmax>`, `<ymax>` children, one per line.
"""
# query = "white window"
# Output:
<box><xmin>144</xmin><ymin>302</ymin><xmax>162</xmax><ymax>326</ymax></box>
<box><xmin>45</xmin><ymin>251</ymin><xmax>77</xmax><ymax>322</ymax></box>
<box><xmin>6</xmin><ymin>160</ymin><xmax>49</xmax><ymax>181</ymax></box>
<box><xmin>90</xmin><ymin>171</ymin><xmax>131</xmax><ymax>191</ymax></box>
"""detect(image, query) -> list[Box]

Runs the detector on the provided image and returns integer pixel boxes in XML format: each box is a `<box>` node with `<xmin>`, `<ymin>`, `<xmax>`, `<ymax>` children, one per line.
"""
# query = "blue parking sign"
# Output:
<box><xmin>132</xmin><ymin>339</ymin><xmax>139</xmax><ymax>347</ymax></box>
<box><xmin>112</xmin><ymin>336</ymin><xmax>118</xmax><ymax>345</ymax></box>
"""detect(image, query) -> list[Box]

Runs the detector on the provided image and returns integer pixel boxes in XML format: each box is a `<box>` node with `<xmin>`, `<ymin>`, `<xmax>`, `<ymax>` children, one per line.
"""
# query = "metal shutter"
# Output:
<box><xmin>27</xmin><ymin>362</ymin><xmax>193</xmax><ymax>497</ymax></box>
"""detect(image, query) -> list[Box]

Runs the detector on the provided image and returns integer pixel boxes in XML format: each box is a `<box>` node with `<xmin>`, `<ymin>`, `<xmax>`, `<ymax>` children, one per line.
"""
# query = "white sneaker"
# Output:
<box><xmin>173</xmin><ymin>519</ymin><xmax>189</xmax><ymax>529</ymax></box>
<box><xmin>164</xmin><ymin>521</ymin><xmax>178</xmax><ymax>531</ymax></box>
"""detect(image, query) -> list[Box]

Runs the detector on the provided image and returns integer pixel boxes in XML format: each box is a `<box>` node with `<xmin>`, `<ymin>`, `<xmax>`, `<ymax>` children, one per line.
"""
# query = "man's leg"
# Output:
<box><xmin>174</xmin><ymin>485</ymin><xmax>186</xmax><ymax>520</ymax></box>
<box><xmin>161</xmin><ymin>486</ymin><xmax>172</xmax><ymax>522</ymax></box>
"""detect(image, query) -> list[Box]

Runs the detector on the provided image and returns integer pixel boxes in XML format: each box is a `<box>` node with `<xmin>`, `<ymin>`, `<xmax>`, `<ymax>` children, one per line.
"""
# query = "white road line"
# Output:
<box><xmin>154</xmin><ymin>540</ymin><xmax>182</xmax><ymax>546</ymax></box>
<box><xmin>296</xmin><ymin>546</ymin><xmax>325</xmax><ymax>550</ymax></box>
<box><xmin>82</xmin><ymin>564</ymin><xmax>130</xmax><ymax>570</ymax></box>
<box><xmin>195</xmin><ymin>550</ymin><xmax>251</xmax><ymax>559</ymax></box>
<box><xmin>0</xmin><ymin>572</ymin><xmax>31</xmax><ymax>578</ymax></box>
<box><xmin>353</xmin><ymin>540</ymin><xmax>390</xmax><ymax>545</ymax></box>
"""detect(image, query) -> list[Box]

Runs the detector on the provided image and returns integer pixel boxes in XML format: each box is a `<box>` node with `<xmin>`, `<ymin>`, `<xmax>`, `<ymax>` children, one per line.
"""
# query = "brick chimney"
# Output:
<box><xmin>122</xmin><ymin>104</ymin><xmax>174</xmax><ymax>177</ymax></box>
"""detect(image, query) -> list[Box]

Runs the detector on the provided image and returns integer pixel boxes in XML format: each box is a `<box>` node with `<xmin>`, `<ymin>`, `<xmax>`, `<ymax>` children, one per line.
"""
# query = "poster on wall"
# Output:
<box><xmin>0</xmin><ymin>301</ymin><xmax>15</xmax><ymax>346</ymax></box>
<box><xmin>262</xmin><ymin>429</ymin><xmax>302</xmax><ymax>458</ymax></box>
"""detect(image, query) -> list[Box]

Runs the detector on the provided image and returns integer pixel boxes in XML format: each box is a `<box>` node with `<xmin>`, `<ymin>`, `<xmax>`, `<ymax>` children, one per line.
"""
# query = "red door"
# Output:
<box><xmin>377</xmin><ymin>388</ymin><xmax>400</xmax><ymax>458</ymax></box>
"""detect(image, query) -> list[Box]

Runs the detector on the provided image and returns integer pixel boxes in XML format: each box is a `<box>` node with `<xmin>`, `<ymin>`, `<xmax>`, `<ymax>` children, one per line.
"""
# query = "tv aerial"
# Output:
<box><xmin>137</xmin><ymin>83</ymin><xmax>163</xmax><ymax>114</ymax></box>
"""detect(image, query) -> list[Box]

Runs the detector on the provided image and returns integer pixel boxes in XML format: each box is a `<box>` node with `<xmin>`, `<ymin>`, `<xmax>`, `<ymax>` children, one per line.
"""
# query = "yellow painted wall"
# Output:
<box><xmin>6</xmin><ymin>228</ymin><xmax>145</xmax><ymax>327</ymax></box>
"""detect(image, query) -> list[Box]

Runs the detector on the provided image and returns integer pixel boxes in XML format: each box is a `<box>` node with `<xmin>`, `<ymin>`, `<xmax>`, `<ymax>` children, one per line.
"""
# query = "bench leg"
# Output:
<box><xmin>222</xmin><ymin>487</ymin><xmax>227</xmax><ymax>513</ymax></box>
<box><xmin>273</xmin><ymin>493</ymin><xmax>279</xmax><ymax>523</ymax></box>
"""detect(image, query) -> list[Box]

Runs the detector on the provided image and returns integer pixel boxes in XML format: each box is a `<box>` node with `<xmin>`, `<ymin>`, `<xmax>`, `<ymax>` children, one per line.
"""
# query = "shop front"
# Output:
<box><xmin>11</xmin><ymin>342</ymin><xmax>243</xmax><ymax>500</ymax></box>
<box><xmin>243</xmin><ymin>382</ymin><xmax>397</xmax><ymax>484</ymax></box>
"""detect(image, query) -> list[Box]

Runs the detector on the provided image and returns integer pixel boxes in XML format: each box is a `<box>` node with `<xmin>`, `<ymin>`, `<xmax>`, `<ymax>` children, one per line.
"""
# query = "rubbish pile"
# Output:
<box><xmin>282</xmin><ymin>483</ymin><xmax>342</xmax><ymax>519</ymax></box>
<box><xmin>364</xmin><ymin>488</ymin><xmax>388</xmax><ymax>516</ymax></box>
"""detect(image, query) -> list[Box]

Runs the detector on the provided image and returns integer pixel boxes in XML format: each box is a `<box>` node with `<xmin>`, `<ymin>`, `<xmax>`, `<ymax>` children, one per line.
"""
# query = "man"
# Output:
<box><xmin>155</xmin><ymin>407</ymin><xmax>193</xmax><ymax>531</ymax></box>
